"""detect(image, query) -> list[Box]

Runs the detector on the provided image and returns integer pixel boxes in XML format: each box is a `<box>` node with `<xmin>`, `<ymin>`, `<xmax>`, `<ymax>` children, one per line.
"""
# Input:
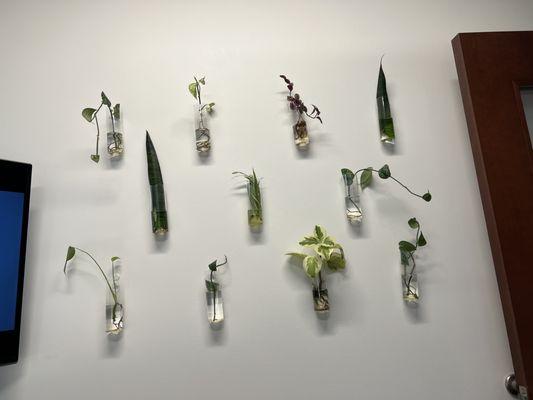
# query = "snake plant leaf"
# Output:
<box><xmin>146</xmin><ymin>131</ymin><xmax>168</xmax><ymax>234</ymax></box>
<box><xmin>303</xmin><ymin>255</ymin><xmax>321</xmax><ymax>278</ymax></box>
<box><xmin>188</xmin><ymin>82</ymin><xmax>197</xmax><ymax>99</ymax></box>
<box><xmin>90</xmin><ymin>154</ymin><xmax>100</xmax><ymax>163</ymax></box>
<box><xmin>408</xmin><ymin>218</ymin><xmax>419</xmax><ymax>229</ymax></box>
<box><xmin>82</xmin><ymin>108</ymin><xmax>96</xmax><ymax>122</ymax></box>
<box><xmin>101</xmin><ymin>91</ymin><xmax>111</xmax><ymax>107</ymax></box>
<box><xmin>64</xmin><ymin>246</ymin><xmax>76</xmax><ymax>273</ymax></box>
<box><xmin>378</xmin><ymin>164</ymin><xmax>391</xmax><ymax>179</ymax></box>
<box><xmin>417</xmin><ymin>232</ymin><xmax>427</xmax><ymax>247</ymax></box>
<box><xmin>360</xmin><ymin>168</ymin><xmax>373</xmax><ymax>190</ymax></box>
<box><xmin>113</xmin><ymin>104</ymin><xmax>120</xmax><ymax>120</ymax></box>
<box><xmin>377</xmin><ymin>58</ymin><xmax>395</xmax><ymax>142</ymax></box>
<box><xmin>341</xmin><ymin>168</ymin><xmax>355</xmax><ymax>186</ymax></box>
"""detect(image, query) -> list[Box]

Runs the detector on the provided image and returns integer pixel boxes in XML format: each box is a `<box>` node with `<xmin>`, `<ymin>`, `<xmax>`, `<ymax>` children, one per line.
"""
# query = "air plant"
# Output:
<box><xmin>287</xmin><ymin>225</ymin><xmax>346</xmax><ymax>313</ymax></box>
<box><xmin>340</xmin><ymin>165</ymin><xmax>431</xmax><ymax>222</ymax></box>
<box><xmin>146</xmin><ymin>131</ymin><xmax>168</xmax><ymax>235</ymax></box>
<box><xmin>82</xmin><ymin>91</ymin><xmax>122</xmax><ymax>162</ymax></box>
<box><xmin>280</xmin><ymin>75</ymin><xmax>322</xmax><ymax>147</ymax></box>
<box><xmin>63</xmin><ymin>246</ymin><xmax>124</xmax><ymax>335</ymax></box>
<box><xmin>188</xmin><ymin>76</ymin><xmax>215</xmax><ymax>153</ymax></box>
<box><xmin>399</xmin><ymin>218</ymin><xmax>427</xmax><ymax>303</ymax></box>
<box><xmin>233</xmin><ymin>169</ymin><xmax>263</xmax><ymax>228</ymax></box>
<box><xmin>205</xmin><ymin>255</ymin><xmax>228</xmax><ymax>325</ymax></box>
<box><xmin>377</xmin><ymin>56</ymin><xmax>395</xmax><ymax>144</ymax></box>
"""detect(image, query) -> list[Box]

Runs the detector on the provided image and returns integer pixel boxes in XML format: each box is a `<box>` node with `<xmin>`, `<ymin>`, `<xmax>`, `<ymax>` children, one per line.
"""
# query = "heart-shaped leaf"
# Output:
<box><xmin>417</xmin><ymin>232</ymin><xmax>427</xmax><ymax>247</ymax></box>
<box><xmin>422</xmin><ymin>192</ymin><xmax>432</xmax><ymax>202</ymax></box>
<box><xmin>341</xmin><ymin>168</ymin><xmax>355</xmax><ymax>186</ymax></box>
<box><xmin>188</xmin><ymin>82</ymin><xmax>197</xmax><ymax>99</ymax></box>
<box><xmin>360</xmin><ymin>168</ymin><xmax>373</xmax><ymax>190</ymax></box>
<box><xmin>303</xmin><ymin>255</ymin><xmax>321</xmax><ymax>278</ymax></box>
<box><xmin>378</xmin><ymin>164</ymin><xmax>391</xmax><ymax>179</ymax></box>
<box><xmin>408</xmin><ymin>218</ymin><xmax>419</xmax><ymax>229</ymax></box>
<box><xmin>82</xmin><ymin>108</ymin><xmax>96</xmax><ymax>122</ymax></box>
<box><xmin>208</xmin><ymin>260</ymin><xmax>218</xmax><ymax>271</ymax></box>
<box><xmin>101</xmin><ymin>91</ymin><xmax>111</xmax><ymax>107</ymax></box>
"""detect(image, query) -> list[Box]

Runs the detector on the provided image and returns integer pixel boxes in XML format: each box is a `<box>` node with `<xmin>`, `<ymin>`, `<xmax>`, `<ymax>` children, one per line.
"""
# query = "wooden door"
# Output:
<box><xmin>452</xmin><ymin>31</ymin><xmax>533</xmax><ymax>398</ymax></box>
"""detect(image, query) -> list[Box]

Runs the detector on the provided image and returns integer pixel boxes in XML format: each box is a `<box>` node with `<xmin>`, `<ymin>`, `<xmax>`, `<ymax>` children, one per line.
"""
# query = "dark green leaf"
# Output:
<box><xmin>378</xmin><ymin>164</ymin><xmax>391</xmax><ymax>179</ymax></box>
<box><xmin>146</xmin><ymin>131</ymin><xmax>168</xmax><ymax>234</ymax></box>
<box><xmin>90</xmin><ymin>154</ymin><xmax>100</xmax><ymax>163</ymax></box>
<box><xmin>101</xmin><ymin>91</ymin><xmax>111</xmax><ymax>107</ymax></box>
<box><xmin>422</xmin><ymin>192</ymin><xmax>432</xmax><ymax>202</ymax></box>
<box><xmin>199</xmin><ymin>77</ymin><xmax>205</xmax><ymax>85</ymax></box>
<box><xmin>64</xmin><ymin>246</ymin><xmax>76</xmax><ymax>273</ymax></box>
<box><xmin>82</xmin><ymin>108</ymin><xmax>96</xmax><ymax>122</ymax></box>
<box><xmin>377</xmin><ymin>59</ymin><xmax>387</xmax><ymax>98</ymax></box>
<box><xmin>113</xmin><ymin>104</ymin><xmax>120</xmax><ymax>120</ymax></box>
<box><xmin>399</xmin><ymin>240</ymin><xmax>416</xmax><ymax>252</ymax></box>
<box><xmin>205</xmin><ymin>280</ymin><xmax>219</xmax><ymax>292</ymax></box>
<box><xmin>360</xmin><ymin>168</ymin><xmax>373</xmax><ymax>190</ymax></box>
<box><xmin>341</xmin><ymin>168</ymin><xmax>355</xmax><ymax>186</ymax></box>
<box><xmin>417</xmin><ymin>232</ymin><xmax>427</xmax><ymax>247</ymax></box>
<box><xmin>208</xmin><ymin>260</ymin><xmax>218</xmax><ymax>271</ymax></box>
<box><xmin>408</xmin><ymin>218</ymin><xmax>419</xmax><ymax>229</ymax></box>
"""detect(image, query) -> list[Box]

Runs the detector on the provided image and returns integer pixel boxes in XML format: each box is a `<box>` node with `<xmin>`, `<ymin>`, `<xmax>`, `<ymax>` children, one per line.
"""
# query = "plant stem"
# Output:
<box><xmin>210</xmin><ymin>270</ymin><xmax>216</xmax><ymax>322</ymax></box>
<box><xmin>106</xmin><ymin>105</ymin><xmax>119</xmax><ymax>150</ymax></box>
<box><xmin>94</xmin><ymin>115</ymin><xmax>100</xmax><ymax>157</ymax></box>
<box><xmin>355</xmin><ymin>168</ymin><xmax>427</xmax><ymax>200</ymax></box>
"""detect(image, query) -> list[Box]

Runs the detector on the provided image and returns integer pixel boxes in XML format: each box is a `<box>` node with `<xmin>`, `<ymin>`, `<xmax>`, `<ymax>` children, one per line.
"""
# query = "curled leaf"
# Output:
<box><xmin>408</xmin><ymin>218</ymin><xmax>419</xmax><ymax>229</ymax></box>
<box><xmin>327</xmin><ymin>251</ymin><xmax>346</xmax><ymax>270</ymax></box>
<box><xmin>399</xmin><ymin>241</ymin><xmax>416</xmax><ymax>252</ymax></box>
<box><xmin>82</xmin><ymin>108</ymin><xmax>96</xmax><ymax>122</ymax></box>
<box><xmin>422</xmin><ymin>192</ymin><xmax>432</xmax><ymax>202</ymax></box>
<box><xmin>341</xmin><ymin>168</ymin><xmax>355</xmax><ymax>186</ymax></box>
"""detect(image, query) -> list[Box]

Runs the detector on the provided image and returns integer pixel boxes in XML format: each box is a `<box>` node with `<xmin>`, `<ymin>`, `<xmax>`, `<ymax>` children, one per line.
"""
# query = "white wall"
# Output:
<box><xmin>1</xmin><ymin>1</ymin><xmax>532</xmax><ymax>399</ymax></box>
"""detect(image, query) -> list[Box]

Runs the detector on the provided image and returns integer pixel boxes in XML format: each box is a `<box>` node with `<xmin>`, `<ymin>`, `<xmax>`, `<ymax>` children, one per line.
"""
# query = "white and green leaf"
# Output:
<box><xmin>303</xmin><ymin>255</ymin><xmax>321</xmax><ymax>278</ymax></box>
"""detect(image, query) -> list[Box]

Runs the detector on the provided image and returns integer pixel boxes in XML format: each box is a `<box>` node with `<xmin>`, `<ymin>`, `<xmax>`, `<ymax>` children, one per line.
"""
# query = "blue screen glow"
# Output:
<box><xmin>0</xmin><ymin>190</ymin><xmax>24</xmax><ymax>332</ymax></box>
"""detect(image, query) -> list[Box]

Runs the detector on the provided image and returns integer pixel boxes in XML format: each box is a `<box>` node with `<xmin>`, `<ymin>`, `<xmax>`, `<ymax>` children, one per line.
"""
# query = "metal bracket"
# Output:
<box><xmin>506</xmin><ymin>374</ymin><xmax>529</xmax><ymax>399</ymax></box>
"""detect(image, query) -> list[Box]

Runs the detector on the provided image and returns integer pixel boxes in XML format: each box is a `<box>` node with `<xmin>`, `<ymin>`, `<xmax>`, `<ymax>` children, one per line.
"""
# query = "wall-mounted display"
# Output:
<box><xmin>287</xmin><ymin>226</ymin><xmax>346</xmax><ymax>314</ymax></box>
<box><xmin>63</xmin><ymin>247</ymin><xmax>124</xmax><ymax>335</ymax></box>
<box><xmin>398</xmin><ymin>218</ymin><xmax>427</xmax><ymax>303</ymax></box>
<box><xmin>146</xmin><ymin>131</ymin><xmax>168</xmax><ymax>236</ymax></box>
<box><xmin>205</xmin><ymin>256</ymin><xmax>228</xmax><ymax>325</ymax></box>
<box><xmin>280</xmin><ymin>75</ymin><xmax>322</xmax><ymax>148</ymax></box>
<box><xmin>82</xmin><ymin>91</ymin><xmax>123</xmax><ymax>163</ymax></box>
<box><xmin>377</xmin><ymin>58</ymin><xmax>395</xmax><ymax>144</ymax></box>
<box><xmin>189</xmin><ymin>76</ymin><xmax>215</xmax><ymax>153</ymax></box>
<box><xmin>340</xmin><ymin>165</ymin><xmax>431</xmax><ymax>222</ymax></box>
<box><xmin>233</xmin><ymin>169</ymin><xmax>263</xmax><ymax>229</ymax></box>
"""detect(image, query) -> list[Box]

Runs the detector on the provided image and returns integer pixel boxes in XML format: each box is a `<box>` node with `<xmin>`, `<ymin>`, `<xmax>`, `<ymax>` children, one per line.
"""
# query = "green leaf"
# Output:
<box><xmin>314</xmin><ymin>225</ymin><xmax>325</xmax><ymax>241</ymax></box>
<box><xmin>286</xmin><ymin>252</ymin><xmax>307</xmax><ymax>260</ymax></box>
<box><xmin>205</xmin><ymin>280</ymin><xmax>219</xmax><ymax>292</ymax></box>
<box><xmin>299</xmin><ymin>236</ymin><xmax>319</xmax><ymax>247</ymax></box>
<box><xmin>188</xmin><ymin>82</ymin><xmax>197</xmax><ymax>99</ymax></box>
<box><xmin>327</xmin><ymin>251</ymin><xmax>346</xmax><ymax>270</ymax></box>
<box><xmin>417</xmin><ymin>232</ymin><xmax>427</xmax><ymax>247</ymax></box>
<box><xmin>208</xmin><ymin>260</ymin><xmax>218</xmax><ymax>271</ymax></box>
<box><xmin>317</xmin><ymin>245</ymin><xmax>333</xmax><ymax>261</ymax></box>
<box><xmin>400</xmin><ymin>249</ymin><xmax>410</xmax><ymax>266</ymax></box>
<box><xmin>199</xmin><ymin>77</ymin><xmax>205</xmax><ymax>85</ymax></box>
<box><xmin>113</xmin><ymin>104</ymin><xmax>120</xmax><ymax>120</ymax></box>
<box><xmin>111</xmin><ymin>256</ymin><xmax>120</xmax><ymax>262</ymax></box>
<box><xmin>408</xmin><ymin>218</ymin><xmax>419</xmax><ymax>229</ymax></box>
<box><xmin>64</xmin><ymin>246</ymin><xmax>76</xmax><ymax>273</ymax></box>
<box><xmin>360</xmin><ymin>168</ymin><xmax>373</xmax><ymax>190</ymax></box>
<box><xmin>399</xmin><ymin>240</ymin><xmax>416</xmax><ymax>252</ymax></box>
<box><xmin>377</xmin><ymin>58</ymin><xmax>387</xmax><ymax>98</ymax></box>
<box><xmin>90</xmin><ymin>154</ymin><xmax>100</xmax><ymax>163</ymax></box>
<box><xmin>422</xmin><ymin>192</ymin><xmax>432</xmax><ymax>202</ymax></box>
<box><xmin>341</xmin><ymin>168</ymin><xmax>355</xmax><ymax>186</ymax></box>
<box><xmin>378</xmin><ymin>164</ymin><xmax>391</xmax><ymax>179</ymax></box>
<box><xmin>101</xmin><ymin>91</ymin><xmax>111</xmax><ymax>107</ymax></box>
<box><xmin>82</xmin><ymin>108</ymin><xmax>96</xmax><ymax>122</ymax></box>
<box><xmin>303</xmin><ymin>256</ymin><xmax>321</xmax><ymax>278</ymax></box>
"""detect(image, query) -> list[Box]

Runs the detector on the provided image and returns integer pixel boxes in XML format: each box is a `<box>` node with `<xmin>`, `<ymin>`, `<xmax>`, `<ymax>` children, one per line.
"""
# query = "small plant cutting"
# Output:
<box><xmin>82</xmin><ymin>91</ymin><xmax>123</xmax><ymax>163</ymax></box>
<box><xmin>280</xmin><ymin>75</ymin><xmax>322</xmax><ymax>147</ymax></box>
<box><xmin>233</xmin><ymin>169</ymin><xmax>263</xmax><ymax>228</ymax></box>
<box><xmin>146</xmin><ymin>131</ymin><xmax>168</xmax><ymax>235</ymax></box>
<box><xmin>205</xmin><ymin>255</ymin><xmax>228</xmax><ymax>325</ymax></box>
<box><xmin>63</xmin><ymin>246</ymin><xmax>124</xmax><ymax>335</ymax></box>
<box><xmin>286</xmin><ymin>225</ymin><xmax>346</xmax><ymax>313</ymax></box>
<box><xmin>377</xmin><ymin>56</ymin><xmax>395</xmax><ymax>144</ymax></box>
<box><xmin>189</xmin><ymin>76</ymin><xmax>215</xmax><ymax>153</ymax></box>
<box><xmin>340</xmin><ymin>165</ymin><xmax>431</xmax><ymax>222</ymax></box>
<box><xmin>399</xmin><ymin>218</ymin><xmax>427</xmax><ymax>303</ymax></box>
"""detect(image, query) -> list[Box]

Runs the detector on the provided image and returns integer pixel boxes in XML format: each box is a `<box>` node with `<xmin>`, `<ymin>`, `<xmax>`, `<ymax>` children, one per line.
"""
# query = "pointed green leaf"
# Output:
<box><xmin>341</xmin><ymin>168</ymin><xmax>355</xmax><ymax>186</ymax></box>
<box><xmin>377</xmin><ymin>59</ymin><xmax>387</xmax><ymax>98</ymax></box>
<box><xmin>314</xmin><ymin>225</ymin><xmax>325</xmax><ymax>241</ymax></box>
<box><xmin>303</xmin><ymin>255</ymin><xmax>321</xmax><ymax>278</ymax></box>
<box><xmin>208</xmin><ymin>260</ymin><xmax>218</xmax><ymax>271</ymax></box>
<box><xmin>417</xmin><ymin>232</ymin><xmax>427</xmax><ymax>247</ymax></box>
<box><xmin>113</xmin><ymin>104</ymin><xmax>120</xmax><ymax>120</ymax></box>
<box><xmin>360</xmin><ymin>168</ymin><xmax>373</xmax><ymax>190</ymax></box>
<box><xmin>408</xmin><ymin>218</ymin><xmax>419</xmax><ymax>229</ymax></box>
<box><xmin>188</xmin><ymin>82</ymin><xmax>197</xmax><ymax>99</ymax></box>
<box><xmin>91</xmin><ymin>154</ymin><xmax>100</xmax><ymax>163</ymax></box>
<box><xmin>286</xmin><ymin>252</ymin><xmax>308</xmax><ymax>260</ymax></box>
<box><xmin>64</xmin><ymin>246</ymin><xmax>76</xmax><ymax>273</ymax></box>
<box><xmin>199</xmin><ymin>77</ymin><xmax>205</xmax><ymax>85</ymax></box>
<box><xmin>399</xmin><ymin>241</ymin><xmax>416</xmax><ymax>252</ymax></box>
<box><xmin>378</xmin><ymin>164</ymin><xmax>391</xmax><ymax>179</ymax></box>
<box><xmin>299</xmin><ymin>236</ymin><xmax>319</xmax><ymax>247</ymax></box>
<box><xmin>146</xmin><ymin>131</ymin><xmax>163</xmax><ymax>185</ymax></box>
<box><xmin>82</xmin><ymin>108</ymin><xmax>96</xmax><ymax>122</ymax></box>
<box><xmin>101</xmin><ymin>91</ymin><xmax>111</xmax><ymax>107</ymax></box>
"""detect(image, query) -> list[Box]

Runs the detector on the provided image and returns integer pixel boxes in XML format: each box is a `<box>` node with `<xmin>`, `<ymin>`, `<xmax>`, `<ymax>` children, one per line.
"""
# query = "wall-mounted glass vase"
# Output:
<box><xmin>206</xmin><ymin>276</ymin><xmax>224</xmax><ymax>325</ymax></box>
<box><xmin>312</xmin><ymin>276</ymin><xmax>329</xmax><ymax>313</ymax></box>
<box><xmin>195</xmin><ymin>108</ymin><xmax>211</xmax><ymax>153</ymax></box>
<box><xmin>233</xmin><ymin>170</ymin><xmax>263</xmax><ymax>229</ymax></box>
<box><xmin>401</xmin><ymin>257</ymin><xmax>419</xmax><ymax>304</ymax></box>
<box><xmin>107</xmin><ymin>108</ymin><xmax>124</xmax><ymax>159</ymax></box>
<box><xmin>293</xmin><ymin>118</ymin><xmax>310</xmax><ymax>147</ymax></box>
<box><xmin>342</xmin><ymin>169</ymin><xmax>362</xmax><ymax>223</ymax></box>
<box><xmin>106</xmin><ymin>257</ymin><xmax>124</xmax><ymax>335</ymax></box>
